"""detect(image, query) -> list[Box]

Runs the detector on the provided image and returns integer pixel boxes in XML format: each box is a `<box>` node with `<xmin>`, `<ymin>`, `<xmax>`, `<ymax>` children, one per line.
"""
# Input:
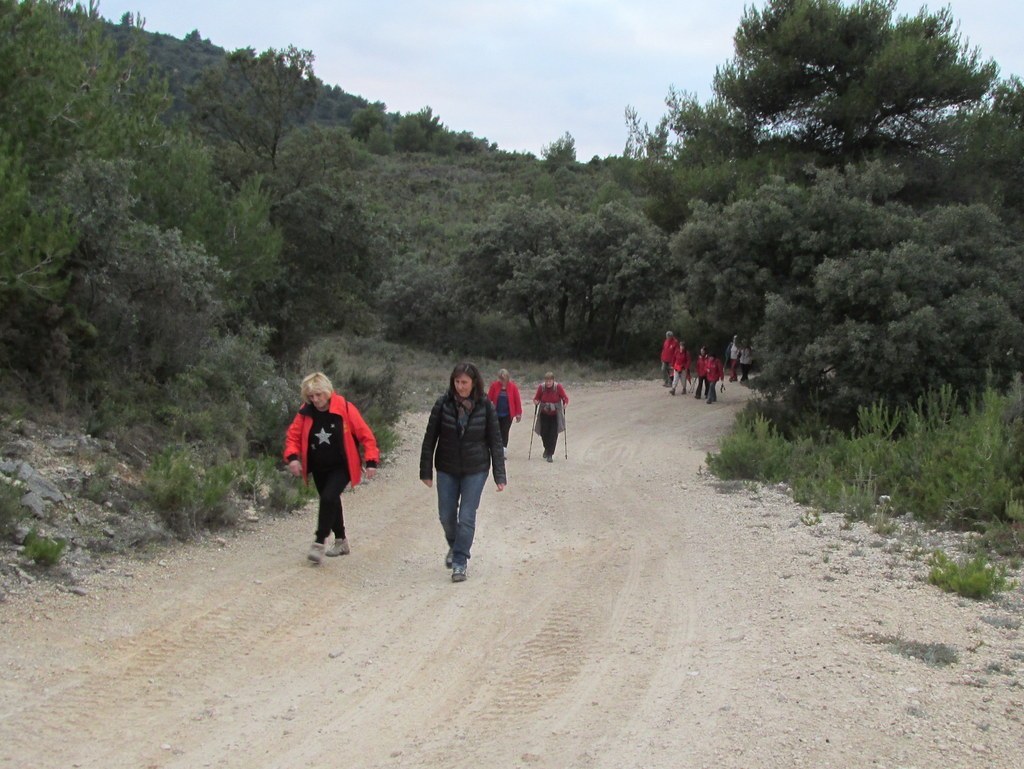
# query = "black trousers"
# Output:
<box><xmin>311</xmin><ymin>465</ymin><xmax>350</xmax><ymax>543</ymax></box>
<box><xmin>498</xmin><ymin>414</ymin><xmax>512</xmax><ymax>447</ymax></box>
<box><xmin>539</xmin><ymin>413</ymin><xmax>559</xmax><ymax>456</ymax></box>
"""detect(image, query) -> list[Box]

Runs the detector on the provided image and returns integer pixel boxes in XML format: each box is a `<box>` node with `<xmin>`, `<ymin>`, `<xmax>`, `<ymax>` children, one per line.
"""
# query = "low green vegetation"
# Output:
<box><xmin>927</xmin><ymin>550</ymin><xmax>1014</xmax><ymax>599</ymax></box>
<box><xmin>709</xmin><ymin>384</ymin><xmax>1024</xmax><ymax>559</ymax></box>
<box><xmin>22</xmin><ymin>530</ymin><xmax>67</xmax><ymax>567</ymax></box>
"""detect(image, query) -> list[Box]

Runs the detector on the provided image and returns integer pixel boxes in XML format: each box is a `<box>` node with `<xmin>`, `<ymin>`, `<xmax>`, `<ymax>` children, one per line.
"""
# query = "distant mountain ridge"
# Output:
<box><xmin>100</xmin><ymin>15</ymin><xmax>388</xmax><ymax>132</ymax></box>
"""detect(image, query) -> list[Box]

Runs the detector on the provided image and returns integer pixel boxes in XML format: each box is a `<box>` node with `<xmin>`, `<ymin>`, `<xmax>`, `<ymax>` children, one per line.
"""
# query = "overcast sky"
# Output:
<box><xmin>98</xmin><ymin>1</ymin><xmax>1024</xmax><ymax>159</ymax></box>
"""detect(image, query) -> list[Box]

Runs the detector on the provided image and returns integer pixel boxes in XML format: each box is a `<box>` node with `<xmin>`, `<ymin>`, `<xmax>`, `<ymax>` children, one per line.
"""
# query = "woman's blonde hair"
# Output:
<box><xmin>498</xmin><ymin>368</ymin><xmax>510</xmax><ymax>381</ymax></box>
<box><xmin>300</xmin><ymin>372</ymin><xmax>333</xmax><ymax>401</ymax></box>
<box><xmin>544</xmin><ymin>371</ymin><xmax>555</xmax><ymax>380</ymax></box>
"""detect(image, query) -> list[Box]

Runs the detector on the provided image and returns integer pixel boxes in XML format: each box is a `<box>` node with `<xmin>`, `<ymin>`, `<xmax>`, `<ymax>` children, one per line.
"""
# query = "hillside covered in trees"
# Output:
<box><xmin>4</xmin><ymin>0</ymin><xmax>1024</xmax><ymax>545</ymax></box>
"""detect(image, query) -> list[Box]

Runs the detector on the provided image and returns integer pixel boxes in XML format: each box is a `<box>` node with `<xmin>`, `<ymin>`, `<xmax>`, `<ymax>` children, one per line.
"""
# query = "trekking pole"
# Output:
<box><xmin>562</xmin><ymin>406</ymin><xmax>568</xmax><ymax>460</ymax></box>
<box><xmin>528</xmin><ymin>404</ymin><xmax>538</xmax><ymax>460</ymax></box>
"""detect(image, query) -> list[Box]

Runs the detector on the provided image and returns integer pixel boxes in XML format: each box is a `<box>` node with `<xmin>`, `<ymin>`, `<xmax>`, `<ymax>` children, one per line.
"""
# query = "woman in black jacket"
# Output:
<box><xmin>420</xmin><ymin>362</ymin><xmax>506</xmax><ymax>582</ymax></box>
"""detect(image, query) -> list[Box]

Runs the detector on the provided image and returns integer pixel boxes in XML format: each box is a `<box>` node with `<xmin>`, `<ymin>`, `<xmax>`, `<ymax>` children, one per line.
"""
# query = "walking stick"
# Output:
<box><xmin>528</xmin><ymin>404</ymin><xmax>538</xmax><ymax>460</ymax></box>
<box><xmin>562</xmin><ymin>406</ymin><xmax>568</xmax><ymax>460</ymax></box>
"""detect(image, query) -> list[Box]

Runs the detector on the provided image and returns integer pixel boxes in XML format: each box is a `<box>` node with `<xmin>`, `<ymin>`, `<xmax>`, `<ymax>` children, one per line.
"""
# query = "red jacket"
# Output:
<box><xmin>696</xmin><ymin>353</ymin><xmax>709</xmax><ymax>377</ymax></box>
<box><xmin>283</xmin><ymin>392</ymin><xmax>380</xmax><ymax>486</ymax></box>
<box><xmin>672</xmin><ymin>346</ymin><xmax>690</xmax><ymax>373</ymax></box>
<box><xmin>660</xmin><ymin>337</ymin><xmax>679</xmax><ymax>364</ymax></box>
<box><xmin>705</xmin><ymin>357</ymin><xmax>724</xmax><ymax>383</ymax></box>
<box><xmin>487</xmin><ymin>380</ymin><xmax>523</xmax><ymax>419</ymax></box>
<box><xmin>534</xmin><ymin>382</ymin><xmax>569</xmax><ymax>413</ymax></box>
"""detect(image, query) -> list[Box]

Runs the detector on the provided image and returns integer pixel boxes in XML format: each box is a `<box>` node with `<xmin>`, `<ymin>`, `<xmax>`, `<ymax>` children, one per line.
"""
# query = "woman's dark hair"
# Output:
<box><xmin>449</xmin><ymin>362</ymin><xmax>485</xmax><ymax>399</ymax></box>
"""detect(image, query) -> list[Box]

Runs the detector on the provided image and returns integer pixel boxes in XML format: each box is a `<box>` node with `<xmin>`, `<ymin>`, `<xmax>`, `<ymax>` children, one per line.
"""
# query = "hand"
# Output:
<box><xmin>496</xmin><ymin>483</ymin><xmax>505</xmax><ymax>492</ymax></box>
<box><xmin>421</xmin><ymin>479</ymin><xmax>433</xmax><ymax>488</ymax></box>
<box><xmin>515</xmin><ymin>416</ymin><xmax>521</xmax><ymax>423</ymax></box>
<box><xmin>364</xmin><ymin>467</ymin><xmax>377</xmax><ymax>480</ymax></box>
<box><xmin>287</xmin><ymin>459</ymin><xmax>302</xmax><ymax>478</ymax></box>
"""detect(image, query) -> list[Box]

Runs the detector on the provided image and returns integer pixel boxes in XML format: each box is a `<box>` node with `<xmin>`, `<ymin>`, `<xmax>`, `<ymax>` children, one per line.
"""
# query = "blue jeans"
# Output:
<box><xmin>435</xmin><ymin>470</ymin><xmax>488</xmax><ymax>568</ymax></box>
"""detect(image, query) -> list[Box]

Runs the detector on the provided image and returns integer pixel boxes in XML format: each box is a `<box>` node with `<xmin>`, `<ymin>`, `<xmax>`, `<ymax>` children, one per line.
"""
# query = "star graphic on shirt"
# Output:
<box><xmin>314</xmin><ymin>427</ymin><xmax>332</xmax><ymax>445</ymax></box>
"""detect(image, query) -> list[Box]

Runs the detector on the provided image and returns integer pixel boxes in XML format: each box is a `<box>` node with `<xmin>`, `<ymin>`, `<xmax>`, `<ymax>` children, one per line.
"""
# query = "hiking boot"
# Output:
<box><xmin>326</xmin><ymin>538</ymin><xmax>350</xmax><ymax>557</ymax></box>
<box><xmin>669</xmin><ymin>388</ymin><xmax>676</xmax><ymax>396</ymax></box>
<box><xmin>307</xmin><ymin>542</ymin><xmax>325</xmax><ymax>565</ymax></box>
<box><xmin>546</xmin><ymin>455</ymin><xmax>553</xmax><ymax>463</ymax></box>
<box><xmin>451</xmin><ymin>563</ymin><xmax>467</xmax><ymax>582</ymax></box>
<box><xmin>445</xmin><ymin>546</ymin><xmax>453</xmax><ymax>569</ymax></box>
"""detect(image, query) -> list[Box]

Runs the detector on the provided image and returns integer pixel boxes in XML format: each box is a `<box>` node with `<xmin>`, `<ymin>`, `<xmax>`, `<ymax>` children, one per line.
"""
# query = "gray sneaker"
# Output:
<box><xmin>326</xmin><ymin>538</ymin><xmax>350</xmax><ymax>557</ymax></box>
<box><xmin>445</xmin><ymin>546</ymin><xmax>453</xmax><ymax>569</ymax></box>
<box><xmin>451</xmin><ymin>563</ymin><xmax>467</xmax><ymax>582</ymax></box>
<box><xmin>307</xmin><ymin>542</ymin><xmax>325</xmax><ymax>565</ymax></box>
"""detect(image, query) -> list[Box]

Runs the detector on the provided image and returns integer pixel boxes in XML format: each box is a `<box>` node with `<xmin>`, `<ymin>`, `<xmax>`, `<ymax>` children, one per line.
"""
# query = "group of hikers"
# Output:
<box><xmin>283</xmin><ymin>336</ymin><xmax>751</xmax><ymax>584</ymax></box>
<box><xmin>658</xmin><ymin>331</ymin><xmax>753</xmax><ymax>404</ymax></box>
<box><xmin>283</xmin><ymin>365</ymin><xmax>568</xmax><ymax>583</ymax></box>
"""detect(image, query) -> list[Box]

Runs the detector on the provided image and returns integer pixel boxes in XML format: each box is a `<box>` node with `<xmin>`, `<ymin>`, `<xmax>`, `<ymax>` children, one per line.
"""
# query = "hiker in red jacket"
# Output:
<box><xmin>659</xmin><ymin>332</ymin><xmax>679</xmax><ymax>387</ymax></box>
<box><xmin>705</xmin><ymin>355</ymin><xmax>724</xmax><ymax>404</ymax></box>
<box><xmin>487</xmin><ymin>368</ymin><xmax>523</xmax><ymax>459</ymax></box>
<box><xmin>284</xmin><ymin>372</ymin><xmax>380</xmax><ymax>565</ymax></box>
<box><xmin>694</xmin><ymin>347</ymin><xmax>709</xmax><ymax>399</ymax></box>
<box><xmin>533</xmin><ymin>372</ymin><xmax>569</xmax><ymax>462</ymax></box>
<box><xmin>669</xmin><ymin>342</ymin><xmax>690</xmax><ymax>396</ymax></box>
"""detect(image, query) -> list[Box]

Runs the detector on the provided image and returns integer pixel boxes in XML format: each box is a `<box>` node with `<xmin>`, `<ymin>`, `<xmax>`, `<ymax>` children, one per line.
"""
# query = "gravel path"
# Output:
<box><xmin>1</xmin><ymin>380</ymin><xmax>1022</xmax><ymax>768</ymax></box>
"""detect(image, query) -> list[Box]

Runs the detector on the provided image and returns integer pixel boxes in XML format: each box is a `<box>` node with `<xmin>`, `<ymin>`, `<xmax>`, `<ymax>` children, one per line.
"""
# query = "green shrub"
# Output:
<box><xmin>927</xmin><ymin>549</ymin><xmax>1014</xmax><ymax>599</ymax></box>
<box><xmin>266</xmin><ymin>470</ymin><xmax>315</xmax><ymax>513</ymax></box>
<box><xmin>161</xmin><ymin>326</ymin><xmax>293</xmax><ymax>457</ymax></box>
<box><xmin>143</xmin><ymin>447</ymin><xmax>240</xmax><ymax>538</ymax></box>
<box><xmin>200</xmin><ymin>463</ymin><xmax>237</xmax><ymax>529</ymax></box>
<box><xmin>708</xmin><ymin>413</ymin><xmax>791</xmax><ymax>481</ymax></box>
<box><xmin>22</xmin><ymin>530</ymin><xmax>67</xmax><ymax>567</ymax></box>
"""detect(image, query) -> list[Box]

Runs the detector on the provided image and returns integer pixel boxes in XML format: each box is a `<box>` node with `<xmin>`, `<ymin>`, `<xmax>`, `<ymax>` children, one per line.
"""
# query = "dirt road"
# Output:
<box><xmin>1</xmin><ymin>381</ymin><xmax>1021</xmax><ymax>768</ymax></box>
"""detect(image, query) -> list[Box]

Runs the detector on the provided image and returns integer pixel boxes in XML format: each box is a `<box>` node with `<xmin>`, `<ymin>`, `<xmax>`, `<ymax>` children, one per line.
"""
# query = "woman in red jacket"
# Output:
<box><xmin>694</xmin><ymin>347</ymin><xmax>709</xmax><ymax>399</ymax></box>
<box><xmin>487</xmin><ymin>368</ymin><xmax>523</xmax><ymax>459</ymax></box>
<box><xmin>669</xmin><ymin>342</ymin><xmax>690</xmax><ymax>396</ymax></box>
<box><xmin>705</xmin><ymin>354</ymin><xmax>724</xmax><ymax>404</ymax></box>
<box><xmin>533</xmin><ymin>372</ymin><xmax>569</xmax><ymax>462</ymax></box>
<box><xmin>284</xmin><ymin>372</ymin><xmax>380</xmax><ymax>565</ymax></box>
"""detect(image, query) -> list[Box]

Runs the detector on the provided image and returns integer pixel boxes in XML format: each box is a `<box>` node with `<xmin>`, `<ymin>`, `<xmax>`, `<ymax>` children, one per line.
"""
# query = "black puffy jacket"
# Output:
<box><xmin>420</xmin><ymin>393</ymin><xmax>506</xmax><ymax>484</ymax></box>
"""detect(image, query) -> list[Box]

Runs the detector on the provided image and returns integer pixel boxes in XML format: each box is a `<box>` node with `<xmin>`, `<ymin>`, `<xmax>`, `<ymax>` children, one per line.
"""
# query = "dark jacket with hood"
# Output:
<box><xmin>420</xmin><ymin>392</ymin><xmax>506</xmax><ymax>484</ymax></box>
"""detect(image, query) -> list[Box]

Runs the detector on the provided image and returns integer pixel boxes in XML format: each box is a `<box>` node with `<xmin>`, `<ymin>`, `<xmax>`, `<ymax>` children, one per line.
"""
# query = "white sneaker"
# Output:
<box><xmin>326</xmin><ymin>538</ymin><xmax>350</xmax><ymax>557</ymax></box>
<box><xmin>307</xmin><ymin>542</ymin><xmax>325</xmax><ymax>565</ymax></box>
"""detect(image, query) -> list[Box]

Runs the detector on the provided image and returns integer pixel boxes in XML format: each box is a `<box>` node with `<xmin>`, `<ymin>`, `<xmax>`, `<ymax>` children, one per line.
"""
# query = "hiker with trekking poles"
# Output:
<box><xmin>532</xmin><ymin>371</ymin><xmax>569</xmax><ymax>463</ymax></box>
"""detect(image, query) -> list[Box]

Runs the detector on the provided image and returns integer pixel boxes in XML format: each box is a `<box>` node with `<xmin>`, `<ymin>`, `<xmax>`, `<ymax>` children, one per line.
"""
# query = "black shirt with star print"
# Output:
<box><xmin>307</xmin><ymin>407</ymin><xmax>347</xmax><ymax>473</ymax></box>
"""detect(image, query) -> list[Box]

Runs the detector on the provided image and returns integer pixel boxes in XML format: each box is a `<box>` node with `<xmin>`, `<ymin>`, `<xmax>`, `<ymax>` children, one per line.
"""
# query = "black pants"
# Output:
<box><xmin>498</xmin><ymin>414</ymin><xmax>512</xmax><ymax>447</ymax></box>
<box><xmin>694</xmin><ymin>376</ymin><xmax>707</xmax><ymax>398</ymax></box>
<box><xmin>539</xmin><ymin>413</ymin><xmax>559</xmax><ymax>457</ymax></box>
<box><xmin>311</xmin><ymin>465</ymin><xmax>350</xmax><ymax>543</ymax></box>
